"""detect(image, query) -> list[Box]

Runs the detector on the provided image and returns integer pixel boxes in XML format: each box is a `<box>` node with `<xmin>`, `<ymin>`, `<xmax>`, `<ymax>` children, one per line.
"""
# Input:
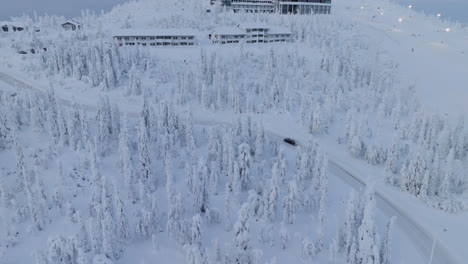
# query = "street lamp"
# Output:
<box><xmin>398</xmin><ymin>18</ymin><xmax>403</xmax><ymax>22</ymax></box>
<box><xmin>445</xmin><ymin>28</ymin><xmax>451</xmax><ymax>32</ymax></box>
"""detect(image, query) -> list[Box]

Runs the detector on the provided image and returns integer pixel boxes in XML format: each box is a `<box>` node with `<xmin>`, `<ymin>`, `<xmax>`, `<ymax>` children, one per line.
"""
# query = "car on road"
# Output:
<box><xmin>283</xmin><ymin>138</ymin><xmax>297</xmax><ymax>146</ymax></box>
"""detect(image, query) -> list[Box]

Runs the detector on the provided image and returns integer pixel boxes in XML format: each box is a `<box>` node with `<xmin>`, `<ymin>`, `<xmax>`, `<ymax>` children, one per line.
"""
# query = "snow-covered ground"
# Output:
<box><xmin>1</xmin><ymin>0</ymin><xmax>468</xmax><ymax>263</ymax></box>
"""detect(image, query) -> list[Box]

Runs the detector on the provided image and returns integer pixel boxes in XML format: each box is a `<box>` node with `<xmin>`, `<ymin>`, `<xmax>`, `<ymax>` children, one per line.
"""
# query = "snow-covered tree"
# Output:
<box><xmin>380</xmin><ymin>216</ymin><xmax>396</xmax><ymax>264</ymax></box>
<box><xmin>138</xmin><ymin>117</ymin><xmax>153</xmax><ymax>191</ymax></box>
<box><xmin>265</xmin><ymin>173</ymin><xmax>279</xmax><ymax>222</ymax></box>
<box><xmin>238</xmin><ymin>143</ymin><xmax>251</xmax><ymax>191</ymax></box>
<box><xmin>357</xmin><ymin>188</ymin><xmax>380</xmax><ymax>264</ymax></box>
<box><xmin>234</xmin><ymin>203</ymin><xmax>251</xmax><ymax>264</ymax></box>
<box><xmin>119</xmin><ymin>116</ymin><xmax>136</xmax><ymax>202</ymax></box>
<box><xmin>282</xmin><ymin>181</ymin><xmax>298</xmax><ymax>224</ymax></box>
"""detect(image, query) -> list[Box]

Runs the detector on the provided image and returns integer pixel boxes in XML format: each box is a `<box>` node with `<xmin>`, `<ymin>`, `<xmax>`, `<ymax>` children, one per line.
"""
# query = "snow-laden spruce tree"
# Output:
<box><xmin>138</xmin><ymin>116</ymin><xmax>153</xmax><ymax>191</ymax></box>
<box><xmin>357</xmin><ymin>188</ymin><xmax>380</xmax><ymax>264</ymax></box>
<box><xmin>265</xmin><ymin>166</ymin><xmax>279</xmax><ymax>222</ymax></box>
<box><xmin>380</xmin><ymin>216</ymin><xmax>396</xmax><ymax>264</ymax></box>
<box><xmin>439</xmin><ymin>148</ymin><xmax>455</xmax><ymax>201</ymax></box>
<box><xmin>234</xmin><ymin>203</ymin><xmax>251</xmax><ymax>264</ymax></box>
<box><xmin>402</xmin><ymin>151</ymin><xmax>427</xmax><ymax>198</ymax></box>
<box><xmin>238</xmin><ymin>142</ymin><xmax>251</xmax><ymax>191</ymax></box>
<box><xmin>192</xmin><ymin>158</ymin><xmax>209</xmax><ymax>214</ymax></box>
<box><xmin>46</xmin><ymin>88</ymin><xmax>60</xmax><ymax>145</ymax></box>
<box><xmin>67</xmin><ymin>103</ymin><xmax>83</xmax><ymax>151</ymax></box>
<box><xmin>253</xmin><ymin>123</ymin><xmax>264</xmax><ymax>163</ymax></box>
<box><xmin>224</xmin><ymin>183</ymin><xmax>233</xmax><ymax>232</ymax></box>
<box><xmin>25</xmin><ymin>168</ymin><xmax>46</xmax><ymax>232</ymax></box>
<box><xmin>119</xmin><ymin>116</ymin><xmax>136</xmax><ymax>202</ymax></box>
<box><xmin>167</xmin><ymin>193</ymin><xmax>187</xmax><ymax>244</ymax></box>
<box><xmin>89</xmin><ymin>140</ymin><xmax>102</xmax><ymax>217</ymax></box>
<box><xmin>113</xmin><ymin>184</ymin><xmax>129</xmax><ymax>246</ymax></box>
<box><xmin>385</xmin><ymin>135</ymin><xmax>400</xmax><ymax>176</ymax></box>
<box><xmin>13</xmin><ymin>135</ymin><xmax>27</xmax><ymax>192</ymax></box>
<box><xmin>97</xmin><ymin>96</ymin><xmax>112</xmax><ymax>156</ymax></box>
<box><xmin>282</xmin><ymin>181</ymin><xmax>298</xmax><ymax>225</ymax></box>
<box><xmin>127</xmin><ymin>63</ymin><xmax>142</xmax><ymax>96</ymax></box>
<box><xmin>209</xmin><ymin>161</ymin><xmax>219</xmax><ymax>196</ymax></box>
<box><xmin>315</xmin><ymin>166</ymin><xmax>328</xmax><ymax>254</ymax></box>
<box><xmin>339</xmin><ymin>191</ymin><xmax>358</xmax><ymax>257</ymax></box>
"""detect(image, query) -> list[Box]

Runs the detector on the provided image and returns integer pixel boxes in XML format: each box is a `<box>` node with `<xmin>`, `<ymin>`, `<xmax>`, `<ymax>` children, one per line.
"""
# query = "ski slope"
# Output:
<box><xmin>335</xmin><ymin>0</ymin><xmax>468</xmax><ymax>119</ymax></box>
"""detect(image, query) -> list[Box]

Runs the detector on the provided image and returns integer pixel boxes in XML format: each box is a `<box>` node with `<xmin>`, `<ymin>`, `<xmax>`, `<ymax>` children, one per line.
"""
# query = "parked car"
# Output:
<box><xmin>283</xmin><ymin>138</ymin><xmax>297</xmax><ymax>146</ymax></box>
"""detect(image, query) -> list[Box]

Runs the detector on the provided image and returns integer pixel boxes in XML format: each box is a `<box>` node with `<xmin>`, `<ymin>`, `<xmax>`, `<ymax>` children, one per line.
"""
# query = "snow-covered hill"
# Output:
<box><xmin>1</xmin><ymin>0</ymin><xmax>468</xmax><ymax>263</ymax></box>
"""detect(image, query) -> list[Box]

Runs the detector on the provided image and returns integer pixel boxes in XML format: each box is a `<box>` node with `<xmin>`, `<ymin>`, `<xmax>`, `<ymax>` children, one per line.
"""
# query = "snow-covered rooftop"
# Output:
<box><xmin>211</xmin><ymin>27</ymin><xmax>246</xmax><ymax>36</ymax></box>
<box><xmin>0</xmin><ymin>21</ymin><xmax>26</xmax><ymax>28</ymax></box>
<box><xmin>238</xmin><ymin>23</ymin><xmax>271</xmax><ymax>29</ymax></box>
<box><xmin>113</xmin><ymin>28</ymin><xmax>198</xmax><ymax>37</ymax></box>
<box><xmin>269</xmin><ymin>27</ymin><xmax>292</xmax><ymax>35</ymax></box>
<box><xmin>62</xmin><ymin>19</ymin><xmax>82</xmax><ymax>26</ymax></box>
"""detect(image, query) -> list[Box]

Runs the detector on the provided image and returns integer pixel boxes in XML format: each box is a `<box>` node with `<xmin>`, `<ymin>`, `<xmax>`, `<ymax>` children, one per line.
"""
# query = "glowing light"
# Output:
<box><xmin>408</xmin><ymin>5</ymin><xmax>412</xmax><ymax>9</ymax></box>
<box><xmin>437</xmin><ymin>14</ymin><xmax>441</xmax><ymax>18</ymax></box>
<box><xmin>380</xmin><ymin>12</ymin><xmax>384</xmax><ymax>16</ymax></box>
<box><xmin>360</xmin><ymin>6</ymin><xmax>364</xmax><ymax>10</ymax></box>
<box><xmin>398</xmin><ymin>18</ymin><xmax>403</xmax><ymax>22</ymax></box>
<box><xmin>445</xmin><ymin>28</ymin><xmax>451</xmax><ymax>32</ymax></box>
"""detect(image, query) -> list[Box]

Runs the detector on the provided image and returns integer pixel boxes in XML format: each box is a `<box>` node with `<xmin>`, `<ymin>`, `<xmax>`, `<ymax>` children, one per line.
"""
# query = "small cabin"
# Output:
<box><xmin>62</xmin><ymin>20</ymin><xmax>82</xmax><ymax>31</ymax></box>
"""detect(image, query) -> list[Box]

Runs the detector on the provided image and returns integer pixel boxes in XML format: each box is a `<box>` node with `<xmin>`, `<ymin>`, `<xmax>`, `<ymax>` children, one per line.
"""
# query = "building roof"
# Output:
<box><xmin>269</xmin><ymin>26</ymin><xmax>292</xmax><ymax>35</ymax></box>
<box><xmin>238</xmin><ymin>23</ymin><xmax>270</xmax><ymax>29</ymax></box>
<box><xmin>1</xmin><ymin>21</ymin><xmax>26</xmax><ymax>28</ymax></box>
<box><xmin>113</xmin><ymin>28</ymin><xmax>198</xmax><ymax>37</ymax></box>
<box><xmin>211</xmin><ymin>27</ymin><xmax>246</xmax><ymax>36</ymax></box>
<box><xmin>62</xmin><ymin>19</ymin><xmax>82</xmax><ymax>26</ymax></box>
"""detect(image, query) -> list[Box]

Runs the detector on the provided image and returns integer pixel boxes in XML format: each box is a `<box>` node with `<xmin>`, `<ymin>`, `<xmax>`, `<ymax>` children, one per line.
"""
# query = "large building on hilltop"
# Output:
<box><xmin>230</xmin><ymin>0</ymin><xmax>276</xmax><ymax>13</ymax></box>
<box><xmin>210</xmin><ymin>24</ymin><xmax>292</xmax><ymax>44</ymax></box>
<box><xmin>213</xmin><ymin>0</ymin><xmax>331</xmax><ymax>14</ymax></box>
<box><xmin>278</xmin><ymin>0</ymin><xmax>331</xmax><ymax>14</ymax></box>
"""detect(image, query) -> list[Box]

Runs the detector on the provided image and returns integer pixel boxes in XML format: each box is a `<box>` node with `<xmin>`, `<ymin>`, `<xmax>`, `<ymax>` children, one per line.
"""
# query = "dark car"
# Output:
<box><xmin>283</xmin><ymin>138</ymin><xmax>297</xmax><ymax>146</ymax></box>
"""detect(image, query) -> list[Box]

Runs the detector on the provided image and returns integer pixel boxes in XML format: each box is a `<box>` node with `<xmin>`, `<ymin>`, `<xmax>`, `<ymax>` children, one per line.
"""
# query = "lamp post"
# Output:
<box><xmin>408</xmin><ymin>5</ymin><xmax>412</xmax><ymax>18</ymax></box>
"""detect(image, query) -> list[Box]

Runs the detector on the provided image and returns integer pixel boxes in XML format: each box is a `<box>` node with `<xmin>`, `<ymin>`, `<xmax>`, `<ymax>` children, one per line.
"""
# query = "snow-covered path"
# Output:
<box><xmin>0</xmin><ymin>70</ymin><xmax>459</xmax><ymax>264</ymax></box>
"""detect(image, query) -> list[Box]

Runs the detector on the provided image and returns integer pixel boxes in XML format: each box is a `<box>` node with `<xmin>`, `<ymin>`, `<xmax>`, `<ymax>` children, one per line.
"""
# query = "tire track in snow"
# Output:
<box><xmin>0</xmin><ymin>71</ymin><xmax>460</xmax><ymax>264</ymax></box>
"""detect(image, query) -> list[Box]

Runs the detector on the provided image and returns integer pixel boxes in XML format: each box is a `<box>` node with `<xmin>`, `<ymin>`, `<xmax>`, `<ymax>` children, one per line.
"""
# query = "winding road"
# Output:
<box><xmin>0</xmin><ymin>70</ymin><xmax>460</xmax><ymax>264</ymax></box>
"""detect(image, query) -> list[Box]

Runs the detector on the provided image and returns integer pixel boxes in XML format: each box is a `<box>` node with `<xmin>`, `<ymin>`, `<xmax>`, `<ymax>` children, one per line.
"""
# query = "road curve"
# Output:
<box><xmin>0</xmin><ymin>71</ymin><xmax>460</xmax><ymax>264</ymax></box>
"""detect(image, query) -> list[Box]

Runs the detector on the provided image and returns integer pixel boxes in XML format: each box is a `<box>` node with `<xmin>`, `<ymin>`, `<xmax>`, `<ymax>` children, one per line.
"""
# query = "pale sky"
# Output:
<box><xmin>0</xmin><ymin>0</ymin><xmax>129</xmax><ymax>21</ymax></box>
<box><xmin>0</xmin><ymin>0</ymin><xmax>466</xmax><ymax>24</ymax></box>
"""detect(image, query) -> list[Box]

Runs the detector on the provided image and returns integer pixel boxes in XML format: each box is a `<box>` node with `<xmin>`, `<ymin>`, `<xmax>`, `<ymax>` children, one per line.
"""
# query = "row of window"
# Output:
<box><xmin>279</xmin><ymin>4</ymin><xmax>331</xmax><ymax>14</ymax></box>
<box><xmin>216</xmin><ymin>38</ymin><xmax>289</xmax><ymax>44</ymax></box>
<box><xmin>218</xmin><ymin>34</ymin><xmax>291</xmax><ymax>39</ymax></box>
<box><xmin>116</xmin><ymin>36</ymin><xmax>195</xmax><ymax>41</ymax></box>
<box><xmin>119</xmin><ymin>42</ymin><xmax>195</xmax><ymax>46</ymax></box>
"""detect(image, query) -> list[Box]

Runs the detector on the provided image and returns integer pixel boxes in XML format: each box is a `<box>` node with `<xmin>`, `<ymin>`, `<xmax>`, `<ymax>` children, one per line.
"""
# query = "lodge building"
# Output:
<box><xmin>113</xmin><ymin>29</ymin><xmax>197</xmax><ymax>47</ymax></box>
<box><xmin>210</xmin><ymin>24</ymin><xmax>292</xmax><ymax>44</ymax></box>
<box><xmin>213</xmin><ymin>0</ymin><xmax>332</xmax><ymax>14</ymax></box>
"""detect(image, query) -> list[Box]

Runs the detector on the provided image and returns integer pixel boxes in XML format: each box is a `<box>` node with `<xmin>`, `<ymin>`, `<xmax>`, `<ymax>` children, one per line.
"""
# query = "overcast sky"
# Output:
<box><xmin>0</xmin><ymin>0</ymin><xmax>129</xmax><ymax>21</ymax></box>
<box><xmin>0</xmin><ymin>0</ymin><xmax>466</xmax><ymax>24</ymax></box>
